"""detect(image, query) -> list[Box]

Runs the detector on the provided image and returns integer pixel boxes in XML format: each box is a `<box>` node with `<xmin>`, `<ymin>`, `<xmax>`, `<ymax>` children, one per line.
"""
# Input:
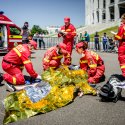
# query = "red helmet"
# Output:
<box><xmin>58</xmin><ymin>42</ymin><xmax>67</xmax><ymax>50</ymax></box>
<box><xmin>64</xmin><ymin>17</ymin><xmax>70</xmax><ymax>23</ymax></box>
<box><xmin>29</xmin><ymin>40</ymin><xmax>37</xmax><ymax>49</ymax></box>
<box><xmin>76</xmin><ymin>42</ymin><xmax>88</xmax><ymax>50</ymax></box>
<box><xmin>58</xmin><ymin>42</ymin><xmax>69</xmax><ymax>55</ymax></box>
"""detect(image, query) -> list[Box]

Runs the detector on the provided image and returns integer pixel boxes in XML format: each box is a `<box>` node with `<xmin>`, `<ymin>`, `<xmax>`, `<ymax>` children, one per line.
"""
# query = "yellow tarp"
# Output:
<box><xmin>3</xmin><ymin>66</ymin><xmax>96</xmax><ymax>124</ymax></box>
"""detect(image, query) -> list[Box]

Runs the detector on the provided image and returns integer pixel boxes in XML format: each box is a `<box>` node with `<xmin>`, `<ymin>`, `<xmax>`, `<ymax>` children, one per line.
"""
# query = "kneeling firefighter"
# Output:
<box><xmin>42</xmin><ymin>42</ymin><xmax>70</xmax><ymax>70</ymax></box>
<box><xmin>75</xmin><ymin>42</ymin><xmax>105</xmax><ymax>85</ymax></box>
<box><xmin>0</xmin><ymin>40</ymin><xmax>41</xmax><ymax>92</ymax></box>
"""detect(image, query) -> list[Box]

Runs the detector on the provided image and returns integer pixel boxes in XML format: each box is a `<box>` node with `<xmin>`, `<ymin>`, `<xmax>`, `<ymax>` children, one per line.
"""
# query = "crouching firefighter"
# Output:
<box><xmin>0</xmin><ymin>40</ymin><xmax>41</xmax><ymax>92</ymax></box>
<box><xmin>42</xmin><ymin>42</ymin><xmax>70</xmax><ymax>70</ymax></box>
<box><xmin>75</xmin><ymin>41</ymin><xmax>105</xmax><ymax>87</ymax></box>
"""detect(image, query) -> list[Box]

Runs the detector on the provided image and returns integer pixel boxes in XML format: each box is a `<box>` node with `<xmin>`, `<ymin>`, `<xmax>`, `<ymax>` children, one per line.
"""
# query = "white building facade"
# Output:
<box><xmin>46</xmin><ymin>26</ymin><xmax>60</xmax><ymax>34</ymax></box>
<box><xmin>85</xmin><ymin>0</ymin><xmax>125</xmax><ymax>25</ymax></box>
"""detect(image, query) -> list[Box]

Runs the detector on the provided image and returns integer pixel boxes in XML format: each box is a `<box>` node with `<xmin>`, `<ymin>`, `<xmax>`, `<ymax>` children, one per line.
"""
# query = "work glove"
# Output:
<box><xmin>68</xmin><ymin>65</ymin><xmax>80</xmax><ymax>70</ymax></box>
<box><xmin>74</xmin><ymin>65</ymin><xmax>80</xmax><ymax>70</ymax></box>
<box><xmin>35</xmin><ymin>75</ymin><xmax>42</xmax><ymax>83</ymax></box>
<box><xmin>88</xmin><ymin>77</ymin><xmax>95</xmax><ymax>83</ymax></box>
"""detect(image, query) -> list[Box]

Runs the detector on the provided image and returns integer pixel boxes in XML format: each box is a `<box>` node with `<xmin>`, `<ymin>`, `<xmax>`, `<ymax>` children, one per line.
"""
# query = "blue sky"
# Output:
<box><xmin>0</xmin><ymin>0</ymin><xmax>85</xmax><ymax>29</ymax></box>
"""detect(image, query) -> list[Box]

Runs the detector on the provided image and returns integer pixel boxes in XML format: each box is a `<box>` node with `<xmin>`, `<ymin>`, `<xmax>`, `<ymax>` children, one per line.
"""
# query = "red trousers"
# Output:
<box><xmin>2</xmin><ymin>61</ymin><xmax>25</xmax><ymax>85</ymax></box>
<box><xmin>63</xmin><ymin>41</ymin><xmax>73</xmax><ymax>65</ymax></box>
<box><xmin>88</xmin><ymin>65</ymin><xmax>105</xmax><ymax>83</ymax></box>
<box><xmin>118</xmin><ymin>42</ymin><xmax>125</xmax><ymax>77</ymax></box>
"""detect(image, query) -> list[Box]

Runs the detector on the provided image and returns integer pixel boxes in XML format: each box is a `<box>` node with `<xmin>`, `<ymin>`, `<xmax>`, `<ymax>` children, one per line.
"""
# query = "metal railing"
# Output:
<box><xmin>34</xmin><ymin>37</ymin><xmax>118</xmax><ymax>53</ymax></box>
<box><xmin>35</xmin><ymin>37</ymin><xmax>63</xmax><ymax>49</ymax></box>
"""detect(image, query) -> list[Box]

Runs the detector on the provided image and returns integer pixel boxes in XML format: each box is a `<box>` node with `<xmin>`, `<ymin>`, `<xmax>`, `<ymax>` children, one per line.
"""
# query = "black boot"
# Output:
<box><xmin>99</xmin><ymin>74</ymin><xmax>106</xmax><ymax>82</ymax></box>
<box><xmin>0</xmin><ymin>73</ymin><xmax>3</xmax><ymax>84</ymax></box>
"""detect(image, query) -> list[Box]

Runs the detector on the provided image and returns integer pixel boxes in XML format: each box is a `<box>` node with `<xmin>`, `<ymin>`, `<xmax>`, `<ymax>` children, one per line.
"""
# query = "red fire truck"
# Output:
<box><xmin>0</xmin><ymin>11</ymin><xmax>22</xmax><ymax>53</ymax></box>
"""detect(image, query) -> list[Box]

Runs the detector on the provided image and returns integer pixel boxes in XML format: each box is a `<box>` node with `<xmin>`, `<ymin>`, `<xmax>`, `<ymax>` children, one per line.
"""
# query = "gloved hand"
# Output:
<box><xmin>68</xmin><ymin>65</ymin><xmax>80</xmax><ymax>70</ymax></box>
<box><xmin>35</xmin><ymin>75</ymin><xmax>42</xmax><ymax>83</ymax></box>
<box><xmin>74</xmin><ymin>65</ymin><xmax>80</xmax><ymax>70</ymax></box>
<box><xmin>88</xmin><ymin>77</ymin><xmax>95</xmax><ymax>83</ymax></box>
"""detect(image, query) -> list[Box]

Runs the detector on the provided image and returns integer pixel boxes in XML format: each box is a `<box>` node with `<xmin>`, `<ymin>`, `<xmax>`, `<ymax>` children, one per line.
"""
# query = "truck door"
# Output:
<box><xmin>0</xmin><ymin>24</ymin><xmax>7</xmax><ymax>48</ymax></box>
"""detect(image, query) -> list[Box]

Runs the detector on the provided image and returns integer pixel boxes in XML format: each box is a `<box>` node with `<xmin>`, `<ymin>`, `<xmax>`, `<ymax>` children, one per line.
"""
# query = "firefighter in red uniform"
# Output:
<box><xmin>43</xmin><ymin>42</ymin><xmax>70</xmax><ymax>70</ymax></box>
<box><xmin>58</xmin><ymin>17</ymin><xmax>76</xmax><ymax>65</ymax></box>
<box><xmin>114</xmin><ymin>13</ymin><xmax>125</xmax><ymax>77</ymax></box>
<box><xmin>0</xmin><ymin>41</ymin><xmax>41</xmax><ymax>91</ymax></box>
<box><xmin>75</xmin><ymin>42</ymin><xmax>105</xmax><ymax>86</ymax></box>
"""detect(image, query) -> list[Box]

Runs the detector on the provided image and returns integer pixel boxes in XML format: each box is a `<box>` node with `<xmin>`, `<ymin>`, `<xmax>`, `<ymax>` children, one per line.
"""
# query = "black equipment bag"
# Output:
<box><xmin>99</xmin><ymin>74</ymin><xmax>123</xmax><ymax>103</ymax></box>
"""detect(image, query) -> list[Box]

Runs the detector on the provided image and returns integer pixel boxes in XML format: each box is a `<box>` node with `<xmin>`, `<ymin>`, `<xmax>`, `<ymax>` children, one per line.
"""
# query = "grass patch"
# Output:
<box><xmin>90</xmin><ymin>25</ymin><xmax>119</xmax><ymax>42</ymax></box>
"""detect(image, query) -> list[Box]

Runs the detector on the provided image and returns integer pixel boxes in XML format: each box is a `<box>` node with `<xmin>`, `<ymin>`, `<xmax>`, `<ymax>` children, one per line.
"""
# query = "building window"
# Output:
<box><xmin>98</xmin><ymin>0</ymin><xmax>99</xmax><ymax>8</ymax></box>
<box><xmin>102</xmin><ymin>13</ymin><xmax>106</xmax><ymax>20</ymax></box>
<box><xmin>96</xmin><ymin>11</ymin><xmax>99</xmax><ymax>22</ymax></box>
<box><xmin>103</xmin><ymin>0</ymin><xmax>106</xmax><ymax>8</ymax></box>
<box><xmin>109</xmin><ymin>6</ymin><xmax>114</xmax><ymax>20</ymax></box>
<box><xmin>110</xmin><ymin>0</ymin><xmax>114</xmax><ymax>3</ymax></box>
<box><xmin>92</xmin><ymin>13</ymin><xmax>94</xmax><ymax>24</ymax></box>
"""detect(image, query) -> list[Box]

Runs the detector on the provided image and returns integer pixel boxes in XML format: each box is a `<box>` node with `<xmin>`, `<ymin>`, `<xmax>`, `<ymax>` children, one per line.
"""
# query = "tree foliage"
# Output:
<box><xmin>30</xmin><ymin>25</ymin><xmax>48</xmax><ymax>36</ymax></box>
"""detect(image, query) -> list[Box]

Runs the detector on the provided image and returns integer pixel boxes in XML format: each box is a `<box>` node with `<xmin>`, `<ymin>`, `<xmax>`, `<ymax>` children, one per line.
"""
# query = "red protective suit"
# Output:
<box><xmin>43</xmin><ymin>46</ymin><xmax>70</xmax><ymax>70</ymax></box>
<box><xmin>2</xmin><ymin>44</ymin><xmax>38</xmax><ymax>85</ymax></box>
<box><xmin>80</xmin><ymin>50</ymin><xmax>105</xmax><ymax>84</ymax></box>
<box><xmin>58</xmin><ymin>23</ymin><xmax>76</xmax><ymax>65</ymax></box>
<box><xmin>115</xmin><ymin>23</ymin><xmax>125</xmax><ymax>77</ymax></box>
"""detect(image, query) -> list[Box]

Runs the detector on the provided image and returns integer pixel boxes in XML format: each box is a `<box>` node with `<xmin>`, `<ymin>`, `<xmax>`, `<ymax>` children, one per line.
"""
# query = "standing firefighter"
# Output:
<box><xmin>75</xmin><ymin>42</ymin><xmax>105</xmax><ymax>86</ymax></box>
<box><xmin>42</xmin><ymin>42</ymin><xmax>70</xmax><ymax>70</ymax></box>
<box><xmin>0</xmin><ymin>40</ymin><xmax>41</xmax><ymax>91</ymax></box>
<box><xmin>114</xmin><ymin>13</ymin><xmax>125</xmax><ymax>77</ymax></box>
<box><xmin>58</xmin><ymin>17</ymin><xmax>76</xmax><ymax>65</ymax></box>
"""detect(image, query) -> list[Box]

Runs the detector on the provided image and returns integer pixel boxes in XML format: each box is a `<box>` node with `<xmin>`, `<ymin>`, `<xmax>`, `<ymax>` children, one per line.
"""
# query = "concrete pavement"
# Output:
<box><xmin>0</xmin><ymin>50</ymin><xmax>125</xmax><ymax>125</ymax></box>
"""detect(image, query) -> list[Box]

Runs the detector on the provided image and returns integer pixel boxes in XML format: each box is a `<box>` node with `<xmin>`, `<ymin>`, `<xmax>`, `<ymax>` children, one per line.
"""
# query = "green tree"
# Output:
<box><xmin>30</xmin><ymin>25</ymin><xmax>49</xmax><ymax>36</ymax></box>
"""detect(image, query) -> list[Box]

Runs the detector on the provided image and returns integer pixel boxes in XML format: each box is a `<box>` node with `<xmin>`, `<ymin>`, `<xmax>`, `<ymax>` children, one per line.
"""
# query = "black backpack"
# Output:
<box><xmin>99</xmin><ymin>74</ymin><xmax>123</xmax><ymax>103</ymax></box>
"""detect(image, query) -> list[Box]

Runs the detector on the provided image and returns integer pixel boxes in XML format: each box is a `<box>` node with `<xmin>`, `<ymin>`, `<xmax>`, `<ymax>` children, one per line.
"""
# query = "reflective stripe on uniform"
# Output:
<box><xmin>89</xmin><ymin>64</ymin><xmax>97</xmax><ymax>68</ymax></box>
<box><xmin>96</xmin><ymin>55</ymin><xmax>99</xmax><ymax>61</ymax></box>
<box><xmin>12</xmin><ymin>77</ymin><xmax>16</xmax><ymax>85</ymax></box>
<box><xmin>52</xmin><ymin>55</ymin><xmax>63</xmax><ymax>59</ymax></box>
<box><xmin>66</xmin><ymin>29</ymin><xmax>71</xmax><ymax>32</ymax></box>
<box><xmin>9</xmin><ymin>35</ymin><xmax>22</xmax><ymax>39</ymax></box>
<box><xmin>23</xmin><ymin>60</ymin><xmax>31</xmax><ymax>64</ymax></box>
<box><xmin>121</xmin><ymin>65</ymin><xmax>125</xmax><ymax>69</ymax></box>
<box><xmin>20</xmin><ymin>66</ymin><xmax>24</xmax><ymax>69</ymax></box>
<box><xmin>13</xmin><ymin>48</ymin><xmax>21</xmax><ymax>57</ymax></box>
<box><xmin>115</xmin><ymin>35</ymin><xmax>122</xmax><ymax>40</ymax></box>
<box><xmin>65</xmin><ymin>55</ymin><xmax>70</xmax><ymax>58</ymax></box>
<box><xmin>50</xmin><ymin>66</ymin><xmax>56</xmax><ymax>68</ymax></box>
<box><xmin>61</xmin><ymin>30</ymin><xmax>65</xmax><ymax>32</ymax></box>
<box><xmin>72</xmin><ymin>31</ymin><xmax>76</xmax><ymax>35</ymax></box>
<box><xmin>44</xmin><ymin>58</ymin><xmax>50</xmax><ymax>62</ymax></box>
<box><xmin>80</xmin><ymin>60</ymin><xmax>88</xmax><ymax>63</ymax></box>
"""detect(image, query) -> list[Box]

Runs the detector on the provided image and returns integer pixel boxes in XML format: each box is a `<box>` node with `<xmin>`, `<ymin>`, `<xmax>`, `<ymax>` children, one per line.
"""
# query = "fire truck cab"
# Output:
<box><xmin>0</xmin><ymin>11</ymin><xmax>22</xmax><ymax>53</ymax></box>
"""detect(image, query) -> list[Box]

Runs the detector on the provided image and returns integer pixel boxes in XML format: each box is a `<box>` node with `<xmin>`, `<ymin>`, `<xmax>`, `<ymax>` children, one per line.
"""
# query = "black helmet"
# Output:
<box><xmin>99</xmin><ymin>84</ymin><xmax>115</xmax><ymax>99</ymax></box>
<box><xmin>99</xmin><ymin>74</ymin><xmax>122</xmax><ymax>103</ymax></box>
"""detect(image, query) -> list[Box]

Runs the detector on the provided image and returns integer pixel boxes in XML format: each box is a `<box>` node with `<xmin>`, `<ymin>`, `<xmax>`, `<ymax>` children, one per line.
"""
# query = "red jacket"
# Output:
<box><xmin>58</xmin><ymin>23</ymin><xmax>76</xmax><ymax>44</ymax></box>
<box><xmin>115</xmin><ymin>23</ymin><xmax>125</xmax><ymax>44</ymax></box>
<box><xmin>80</xmin><ymin>50</ymin><xmax>104</xmax><ymax>76</ymax></box>
<box><xmin>43</xmin><ymin>46</ymin><xmax>69</xmax><ymax>69</ymax></box>
<box><xmin>3</xmin><ymin>44</ymin><xmax>38</xmax><ymax>78</ymax></box>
